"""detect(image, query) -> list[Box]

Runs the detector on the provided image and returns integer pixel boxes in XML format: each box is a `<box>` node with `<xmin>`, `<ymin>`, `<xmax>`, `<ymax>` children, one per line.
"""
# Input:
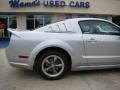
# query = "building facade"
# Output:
<box><xmin>0</xmin><ymin>0</ymin><xmax>120</xmax><ymax>37</ymax></box>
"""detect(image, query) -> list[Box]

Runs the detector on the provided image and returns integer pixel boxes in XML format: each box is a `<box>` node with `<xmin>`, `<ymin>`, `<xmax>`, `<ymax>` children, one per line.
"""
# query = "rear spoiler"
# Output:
<box><xmin>8</xmin><ymin>28</ymin><xmax>21</xmax><ymax>38</ymax></box>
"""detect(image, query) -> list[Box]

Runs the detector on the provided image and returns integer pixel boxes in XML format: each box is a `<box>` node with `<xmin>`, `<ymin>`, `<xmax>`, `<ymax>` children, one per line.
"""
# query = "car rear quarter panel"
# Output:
<box><xmin>27</xmin><ymin>33</ymin><xmax>86</xmax><ymax>70</ymax></box>
<box><xmin>7</xmin><ymin>31</ymin><xmax>86</xmax><ymax>70</ymax></box>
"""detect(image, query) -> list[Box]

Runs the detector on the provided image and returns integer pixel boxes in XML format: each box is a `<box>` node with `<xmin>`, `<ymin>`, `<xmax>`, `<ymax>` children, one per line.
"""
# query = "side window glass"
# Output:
<box><xmin>79</xmin><ymin>20</ymin><xmax>120</xmax><ymax>35</ymax></box>
<box><xmin>79</xmin><ymin>21</ymin><xmax>100</xmax><ymax>34</ymax></box>
<box><xmin>98</xmin><ymin>22</ymin><xmax>120</xmax><ymax>35</ymax></box>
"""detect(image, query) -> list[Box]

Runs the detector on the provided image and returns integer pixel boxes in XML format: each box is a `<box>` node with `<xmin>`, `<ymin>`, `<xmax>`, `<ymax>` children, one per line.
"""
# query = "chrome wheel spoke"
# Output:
<box><xmin>53</xmin><ymin>56</ymin><xmax>58</xmax><ymax>62</ymax></box>
<box><xmin>45</xmin><ymin>59</ymin><xmax>50</xmax><ymax>64</ymax></box>
<box><xmin>52</xmin><ymin>67</ymin><xmax>58</xmax><ymax>74</ymax></box>
<box><xmin>45</xmin><ymin>66</ymin><xmax>52</xmax><ymax>71</ymax></box>
<box><xmin>55</xmin><ymin>64</ymin><xmax>63</xmax><ymax>68</ymax></box>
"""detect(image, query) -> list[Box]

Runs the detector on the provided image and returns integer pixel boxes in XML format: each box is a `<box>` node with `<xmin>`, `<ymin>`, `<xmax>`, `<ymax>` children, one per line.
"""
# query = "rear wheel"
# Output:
<box><xmin>37</xmin><ymin>50</ymin><xmax>69</xmax><ymax>80</ymax></box>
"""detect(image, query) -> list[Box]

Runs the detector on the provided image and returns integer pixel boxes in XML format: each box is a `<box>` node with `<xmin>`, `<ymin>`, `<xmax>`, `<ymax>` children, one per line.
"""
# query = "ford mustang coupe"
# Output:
<box><xmin>6</xmin><ymin>18</ymin><xmax>120</xmax><ymax>80</ymax></box>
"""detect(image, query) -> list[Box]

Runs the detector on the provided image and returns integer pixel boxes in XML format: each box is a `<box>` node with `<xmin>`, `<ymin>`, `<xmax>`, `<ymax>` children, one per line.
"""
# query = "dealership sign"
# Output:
<box><xmin>9</xmin><ymin>0</ymin><xmax>40</xmax><ymax>8</ymax></box>
<box><xmin>9</xmin><ymin>0</ymin><xmax>90</xmax><ymax>8</ymax></box>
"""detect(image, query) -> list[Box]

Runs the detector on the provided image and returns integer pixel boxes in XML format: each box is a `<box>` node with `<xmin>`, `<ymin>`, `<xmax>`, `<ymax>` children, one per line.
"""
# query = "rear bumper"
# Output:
<box><xmin>9</xmin><ymin>62</ymin><xmax>31</xmax><ymax>70</ymax></box>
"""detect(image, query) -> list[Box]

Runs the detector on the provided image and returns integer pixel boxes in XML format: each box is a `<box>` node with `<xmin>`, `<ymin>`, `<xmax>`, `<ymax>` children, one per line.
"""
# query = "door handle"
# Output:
<box><xmin>87</xmin><ymin>38</ymin><xmax>97</xmax><ymax>42</ymax></box>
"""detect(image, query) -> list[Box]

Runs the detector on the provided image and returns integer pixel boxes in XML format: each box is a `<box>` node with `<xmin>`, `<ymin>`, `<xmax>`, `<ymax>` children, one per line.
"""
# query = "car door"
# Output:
<box><xmin>79</xmin><ymin>20</ymin><xmax>120</xmax><ymax>65</ymax></box>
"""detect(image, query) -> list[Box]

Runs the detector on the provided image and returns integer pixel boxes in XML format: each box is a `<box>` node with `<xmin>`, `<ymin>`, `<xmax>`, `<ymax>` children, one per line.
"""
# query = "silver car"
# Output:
<box><xmin>6</xmin><ymin>18</ymin><xmax>120</xmax><ymax>80</ymax></box>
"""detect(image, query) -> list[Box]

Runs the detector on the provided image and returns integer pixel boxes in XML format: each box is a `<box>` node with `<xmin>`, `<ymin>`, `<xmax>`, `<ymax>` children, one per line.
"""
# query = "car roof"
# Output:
<box><xmin>64</xmin><ymin>18</ymin><xmax>109</xmax><ymax>22</ymax></box>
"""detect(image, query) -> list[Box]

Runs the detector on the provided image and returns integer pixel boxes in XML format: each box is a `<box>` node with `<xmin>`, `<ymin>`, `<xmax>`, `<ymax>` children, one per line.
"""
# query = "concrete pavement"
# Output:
<box><xmin>0</xmin><ymin>49</ymin><xmax>120</xmax><ymax>90</ymax></box>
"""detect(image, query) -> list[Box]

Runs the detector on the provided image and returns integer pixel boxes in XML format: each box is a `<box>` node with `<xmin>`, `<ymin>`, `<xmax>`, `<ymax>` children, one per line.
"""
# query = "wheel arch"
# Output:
<box><xmin>28</xmin><ymin>39</ymin><xmax>74</xmax><ymax>70</ymax></box>
<box><xmin>33</xmin><ymin>46</ymin><xmax>72</xmax><ymax>72</ymax></box>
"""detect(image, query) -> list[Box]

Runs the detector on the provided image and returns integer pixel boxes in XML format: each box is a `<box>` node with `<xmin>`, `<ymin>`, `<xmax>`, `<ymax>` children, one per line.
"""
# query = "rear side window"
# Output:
<box><xmin>79</xmin><ymin>20</ymin><xmax>120</xmax><ymax>35</ymax></box>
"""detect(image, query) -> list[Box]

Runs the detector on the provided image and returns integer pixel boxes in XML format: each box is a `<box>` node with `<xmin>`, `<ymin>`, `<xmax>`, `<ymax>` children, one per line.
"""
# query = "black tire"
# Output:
<box><xmin>37</xmin><ymin>50</ymin><xmax>69</xmax><ymax>80</ymax></box>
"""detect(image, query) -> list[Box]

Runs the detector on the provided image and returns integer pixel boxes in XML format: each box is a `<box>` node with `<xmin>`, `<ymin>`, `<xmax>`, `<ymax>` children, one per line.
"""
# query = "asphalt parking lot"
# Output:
<box><xmin>0</xmin><ymin>49</ymin><xmax>120</xmax><ymax>90</ymax></box>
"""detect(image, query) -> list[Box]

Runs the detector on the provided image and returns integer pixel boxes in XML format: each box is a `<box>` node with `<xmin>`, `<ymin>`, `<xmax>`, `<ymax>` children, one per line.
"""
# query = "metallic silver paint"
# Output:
<box><xmin>6</xmin><ymin>18</ymin><xmax>120</xmax><ymax>71</ymax></box>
